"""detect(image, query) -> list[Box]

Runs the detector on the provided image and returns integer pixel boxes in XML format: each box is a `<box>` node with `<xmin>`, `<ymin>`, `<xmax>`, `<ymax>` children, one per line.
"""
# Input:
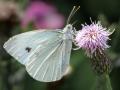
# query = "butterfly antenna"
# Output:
<box><xmin>66</xmin><ymin>6</ymin><xmax>80</xmax><ymax>24</ymax></box>
<box><xmin>71</xmin><ymin>20</ymin><xmax>78</xmax><ymax>25</ymax></box>
<box><xmin>67</xmin><ymin>6</ymin><xmax>76</xmax><ymax>24</ymax></box>
<box><xmin>90</xmin><ymin>17</ymin><xmax>92</xmax><ymax>22</ymax></box>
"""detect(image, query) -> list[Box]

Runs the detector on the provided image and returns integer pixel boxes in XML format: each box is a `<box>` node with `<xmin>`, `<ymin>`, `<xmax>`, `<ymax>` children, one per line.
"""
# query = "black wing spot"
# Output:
<box><xmin>25</xmin><ymin>47</ymin><xmax>32</xmax><ymax>53</ymax></box>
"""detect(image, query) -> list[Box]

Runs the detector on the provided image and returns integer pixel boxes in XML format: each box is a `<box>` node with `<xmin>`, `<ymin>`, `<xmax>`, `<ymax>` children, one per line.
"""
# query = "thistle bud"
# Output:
<box><xmin>90</xmin><ymin>49</ymin><xmax>111</xmax><ymax>74</ymax></box>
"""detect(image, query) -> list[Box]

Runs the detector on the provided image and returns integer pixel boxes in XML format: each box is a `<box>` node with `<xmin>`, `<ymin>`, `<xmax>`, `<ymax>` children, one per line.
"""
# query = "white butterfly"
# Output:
<box><xmin>3</xmin><ymin>6</ymin><xmax>80</xmax><ymax>82</ymax></box>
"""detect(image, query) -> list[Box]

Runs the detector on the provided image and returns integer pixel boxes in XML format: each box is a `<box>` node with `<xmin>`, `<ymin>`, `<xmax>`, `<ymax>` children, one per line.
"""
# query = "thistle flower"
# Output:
<box><xmin>75</xmin><ymin>22</ymin><xmax>113</xmax><ymax>74</ymax></box>
<box><xmin>75</xmin><ymin>22</ymin><xmax>111</xmax><ymax>57</ymax></box>
<box><xmin>21</xmin><ymin>1</ymin><xmax>65</xmax><ymax>29</ymax></box>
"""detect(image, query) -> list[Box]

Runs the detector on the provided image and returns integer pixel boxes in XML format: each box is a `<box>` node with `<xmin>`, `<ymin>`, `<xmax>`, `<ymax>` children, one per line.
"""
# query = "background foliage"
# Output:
<box><xmin>0</xmin><ymin>0</ymin><xmax>120</xmax><ymax>90</ymax></box>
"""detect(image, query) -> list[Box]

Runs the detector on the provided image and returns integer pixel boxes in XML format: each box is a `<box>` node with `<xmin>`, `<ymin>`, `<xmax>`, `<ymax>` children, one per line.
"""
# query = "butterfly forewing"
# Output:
<box><xmin>3</xmin><ymin>30</ymin><xmax>61</xmax><ymax>65</ymax></box>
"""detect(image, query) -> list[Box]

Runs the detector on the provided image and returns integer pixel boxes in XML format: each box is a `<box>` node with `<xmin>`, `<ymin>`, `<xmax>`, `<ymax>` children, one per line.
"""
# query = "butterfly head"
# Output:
<box><xmin>63</xmin><ymin>24</ymin><xmax>73</xmax><ymax>33</ymax></box>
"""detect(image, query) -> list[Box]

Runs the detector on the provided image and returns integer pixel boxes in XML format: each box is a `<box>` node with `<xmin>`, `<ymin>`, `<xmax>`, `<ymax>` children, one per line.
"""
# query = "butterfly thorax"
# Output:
<box><xmin>62</xmin><ymin>24</ymin><xmax>73</xmax><ymax>40</ymax></box>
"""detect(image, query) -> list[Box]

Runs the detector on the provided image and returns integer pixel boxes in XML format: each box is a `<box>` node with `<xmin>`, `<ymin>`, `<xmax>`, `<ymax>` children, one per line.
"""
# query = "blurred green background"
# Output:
<box><xmin>0</xmin><ymin>0</ymin><xmax>120</xmax><ymax>90</ymax></box>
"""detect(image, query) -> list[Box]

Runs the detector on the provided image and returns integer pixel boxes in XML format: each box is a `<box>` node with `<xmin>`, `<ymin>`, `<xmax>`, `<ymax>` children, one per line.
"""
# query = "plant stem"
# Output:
<box><xmin>105</xmin><ymin>74</ymin><xmax>112</xmax><ymax>90</ymax></box>
<box><xmin>92</xmin><ymin>74</ymin><xmax>112</xmax><ymax>90</ymax></box>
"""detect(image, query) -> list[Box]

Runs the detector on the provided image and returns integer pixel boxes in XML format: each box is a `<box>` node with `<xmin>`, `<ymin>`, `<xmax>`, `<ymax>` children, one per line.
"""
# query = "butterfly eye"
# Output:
<box><xmin>25</xmin><ymin>47</ymin><xmax>32</xmax><ymax>53</ymax></box>
<box><xmin>67</xmin><ymin>24</ymin><xmax>73</xmax><ymax>30</ymax></box>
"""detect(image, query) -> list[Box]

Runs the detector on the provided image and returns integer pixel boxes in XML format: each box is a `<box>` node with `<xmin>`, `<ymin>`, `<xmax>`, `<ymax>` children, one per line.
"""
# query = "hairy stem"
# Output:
<box><xmin>92</xmin><ymin>74</ymin><xmax>112</xmax><ymax>90</ymax></box>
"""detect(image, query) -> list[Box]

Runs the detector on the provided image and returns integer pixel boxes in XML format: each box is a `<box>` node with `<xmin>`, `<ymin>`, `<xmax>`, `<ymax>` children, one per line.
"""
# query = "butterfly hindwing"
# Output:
<box><xmin>3</xmin><ymin>30</ymin><xmax>61</xmax><ymax>65</ymax></box>
<box><xmin>25</xmin><ymin>35</ymin><xmax>72</xmax><ymax>82</ymax></box>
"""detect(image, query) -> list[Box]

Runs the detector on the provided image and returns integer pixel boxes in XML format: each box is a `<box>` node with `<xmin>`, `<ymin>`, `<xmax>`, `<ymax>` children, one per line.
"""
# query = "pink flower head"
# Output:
<box><xmin>21</xmin><ymin>1</ymin><xmax>65</xmax><ymax>29</ymax></box>
<box><xmin>75</xmin><ymin>22</ymin><xmax>112</xmax><ymax>56</ymax></box>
